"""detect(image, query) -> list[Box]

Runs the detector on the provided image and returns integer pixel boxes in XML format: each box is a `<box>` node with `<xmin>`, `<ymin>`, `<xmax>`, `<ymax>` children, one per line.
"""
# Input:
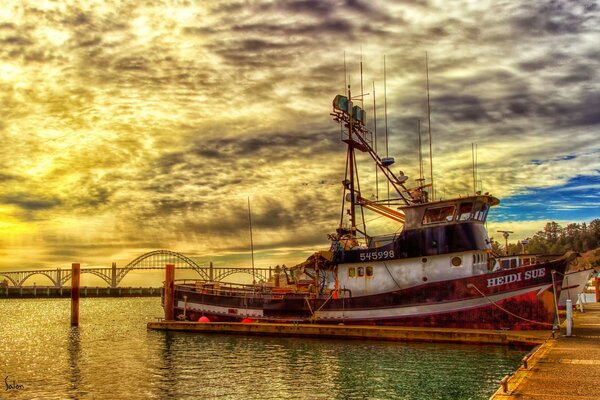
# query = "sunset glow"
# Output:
<box><xmin>1</xmin><ymin>0</ymin><xmax>599</xmax><ymax>275</ymax></box>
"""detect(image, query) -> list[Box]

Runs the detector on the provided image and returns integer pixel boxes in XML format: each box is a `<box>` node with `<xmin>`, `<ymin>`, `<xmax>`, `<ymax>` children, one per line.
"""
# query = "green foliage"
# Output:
<box><xmin>522</xmin><ymin>219</ymin><xmax>600</xmax><ymax>255</ymax></box>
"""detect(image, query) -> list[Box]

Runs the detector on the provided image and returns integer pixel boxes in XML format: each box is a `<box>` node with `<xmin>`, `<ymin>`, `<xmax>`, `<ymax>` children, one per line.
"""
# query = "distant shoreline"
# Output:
<box><xmin>0</xmin><ymin>286</ymin><xmax>162</xmax><ymax>298</ymax></box>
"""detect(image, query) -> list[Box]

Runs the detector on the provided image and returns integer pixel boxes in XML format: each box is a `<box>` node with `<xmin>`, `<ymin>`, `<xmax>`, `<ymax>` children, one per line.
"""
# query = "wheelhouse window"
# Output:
<box><xmin>348</xmin><ymin>267</ymin><xmax>356</xmax><ymax>278</ymax></box>
<box><xmin>357</xmin><ymin>267</ymin><xmax>365</xmax><ymax>277</ymax></box>
<box><xmin>474</xmin><ymin>202</ymin><xmax>489</xmax><ymax>221</ymax></box>
<box><xmin>458</xmin><ymin>202</ymin><xmax>473</xmax><ymax>221</ymax></box>
<box><xmin>422</xmin><ymin>205</ymin><xmax>456</xmax><ymax>224</ymax></box>
<box><xmin>366</xmin><ymin>266</ymin><xmax>374</xmax><ymax>277</ymax></box>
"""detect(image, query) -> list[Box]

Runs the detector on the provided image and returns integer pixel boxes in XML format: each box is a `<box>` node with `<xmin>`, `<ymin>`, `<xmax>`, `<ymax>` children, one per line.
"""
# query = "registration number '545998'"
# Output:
<box><xmin>359</xmin><ymin>250</ymin><xmax>394</xmax><ymax>261</ymax></box>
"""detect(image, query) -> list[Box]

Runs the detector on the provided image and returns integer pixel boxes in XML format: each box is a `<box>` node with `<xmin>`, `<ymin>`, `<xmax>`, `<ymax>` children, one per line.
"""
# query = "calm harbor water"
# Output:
<box><xmin>1</xmin><ymin>298</ymin><xmax>526</xmax><ymax>399</ymax></box>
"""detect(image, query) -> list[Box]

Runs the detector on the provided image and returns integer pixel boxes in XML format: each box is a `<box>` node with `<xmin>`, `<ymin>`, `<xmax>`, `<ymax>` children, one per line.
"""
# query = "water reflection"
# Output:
<box><xmin>67</xmin><ymin>327</ymin><xmax>82</xmax><ymax>399</ymax></box>
<box><xmin>0</xmin><ymin>298</ymin><xmax>525</xmax><ymax>399</ymax></box>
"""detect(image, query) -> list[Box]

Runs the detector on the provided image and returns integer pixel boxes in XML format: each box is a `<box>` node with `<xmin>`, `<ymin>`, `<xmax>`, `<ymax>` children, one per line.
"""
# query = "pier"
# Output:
<box><xmin>491</xmin><ymin>302</ymin><xmax>600</xmax><ymax>399</ymax></box>
<box><xmin>147</xmin><ymin>320</ymin><xmax>551</xmax><ymax>346</ymax></box>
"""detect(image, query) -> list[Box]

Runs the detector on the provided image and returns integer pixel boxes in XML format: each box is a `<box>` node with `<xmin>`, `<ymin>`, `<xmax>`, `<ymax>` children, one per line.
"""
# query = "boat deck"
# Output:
<box><xmin>147</xmin><ymin>320</ymin><xmax>551</xmax><ymax>346</ymax></box>
<box><xmin>491</xmin><ymin>302</ymin><xmax>600</xmax><ymax>399</ymax></box>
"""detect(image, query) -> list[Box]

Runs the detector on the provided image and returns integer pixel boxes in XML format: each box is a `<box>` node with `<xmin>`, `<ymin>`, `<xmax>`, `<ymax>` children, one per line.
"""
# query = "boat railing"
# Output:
<box><xmin>174</xmin><ymin>279</ymin><xmax>292</xmax><ymax>298</ymax></box>
<box><xmin>173</xmin><ymin>279</ymin><xmax>333</xmax><ymax>299</ymax></box>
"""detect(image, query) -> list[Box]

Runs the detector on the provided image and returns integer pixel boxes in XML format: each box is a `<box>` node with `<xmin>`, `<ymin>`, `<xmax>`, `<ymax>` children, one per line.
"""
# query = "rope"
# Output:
<box><xmin>310</xmin><ymin>290</ymin><xmax>337</xmax><ymax>321</ymax></box>
<box><xmin>383</xmin><ymin>261</ymin><xmax>402</xmax><ymax>289</ymax></box>
<box><xmin>551</xmin><ymin>270</ymin><xmax>561</xmax><ymax>326</ymax></box>
<box><xmin>467</xmin><ymin>282</ymin><xmax>556</xmax><ymax>327</ymax></box>
<box><xmin>305</xmin><ymin>297</ymin><xmax>314</xmax><ymax>319</ymax></box>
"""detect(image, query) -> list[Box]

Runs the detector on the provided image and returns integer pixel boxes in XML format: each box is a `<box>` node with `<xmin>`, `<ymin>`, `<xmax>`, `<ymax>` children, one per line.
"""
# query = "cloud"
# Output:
<box><xmin>0</xmin><ymin>193</ymin><xmax>62</xmax><ymax>212</ymax></box>
<box><xmin>0</xmin><ymin>0</ymin><xmax>599</xmax><ymax>270</ymax></box>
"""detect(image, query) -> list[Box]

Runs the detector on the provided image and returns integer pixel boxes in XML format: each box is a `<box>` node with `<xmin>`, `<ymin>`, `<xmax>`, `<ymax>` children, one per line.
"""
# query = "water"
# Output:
<box><xmin>0</xmin><ymin>298</ymin><xmax>525</xmax><ymax>399</ymax></box>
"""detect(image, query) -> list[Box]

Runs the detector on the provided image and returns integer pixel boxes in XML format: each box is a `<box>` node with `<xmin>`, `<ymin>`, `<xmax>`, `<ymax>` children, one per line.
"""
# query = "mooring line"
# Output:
<box><xmin>467</xmin><ymin>282</ymin><xmax>555</xmax><ymax>327</ymax></box>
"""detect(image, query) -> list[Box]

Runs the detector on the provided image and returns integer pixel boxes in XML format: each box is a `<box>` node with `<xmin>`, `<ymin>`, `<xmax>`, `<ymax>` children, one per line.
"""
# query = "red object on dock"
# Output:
<box><xmin>198</xmin><ymin>316</ymin><xmax>210</xmax><ymax>323</ymax></box>
<box><xmin>164</xmin><ymin>264</ymin><xmax>175</xmax><ymax>321</ymax></box>
<box><xmin>241</xmin><ymin>318</ymin><xmax>253</xmax><ymax>323</ymax></box>
<box><xmin>71</xmin><ymin>263</ymin><xmax>80</xmax><ymax>326</ymax></box>
<box><xmin>595</xmin><ymin>277</ymin><xmax>599</xmax><ymax>303</ymax></box>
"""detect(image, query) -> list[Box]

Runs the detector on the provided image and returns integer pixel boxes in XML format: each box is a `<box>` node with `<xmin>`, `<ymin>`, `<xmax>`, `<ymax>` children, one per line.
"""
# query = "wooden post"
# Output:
<box><xmin>71</xmin><ymin>263</ymin><xmax>80</xmax><ymax>326</ymax></box>
<box><xmin>594</xmin><ymin>277</ymin><xmax>599</xmax><ymax>303</ymax></box>
<box><xmin>566</xmin><ymin>299</ymin><xmax>573</xmax><ymax>337</ymax></box>
<box><xmin>164</xmin><ymin>264</ymin><xmax>175</xmax><ymax>321</ymax></box>
<box><xmin>274</xmin><ymin>265</ymin><xmax>280</xmax><ymax>287</ymax></box>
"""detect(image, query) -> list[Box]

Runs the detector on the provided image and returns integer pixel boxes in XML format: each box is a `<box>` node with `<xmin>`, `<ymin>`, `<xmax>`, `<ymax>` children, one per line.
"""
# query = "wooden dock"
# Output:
<box><xmin>147</xmin><ymin>320</ymin><xmax>551</xmax><ymax>346</ymax></box>
<box><xmin>491</xmin><ymin>302</ymin><xmax>600</xmax><ymax>400</ymax></box>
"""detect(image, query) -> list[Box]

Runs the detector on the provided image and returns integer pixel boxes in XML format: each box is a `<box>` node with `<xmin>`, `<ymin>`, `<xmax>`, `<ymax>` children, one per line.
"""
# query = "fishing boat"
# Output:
<box><xmin>164</xmin><ymin>88</ymin><xmax>574</xmax><ymax>330</ymax></box>
<box><xmin>490</xmin><ymin>253</ymin><xmax>592</xmax><ymax>309</ymax></box>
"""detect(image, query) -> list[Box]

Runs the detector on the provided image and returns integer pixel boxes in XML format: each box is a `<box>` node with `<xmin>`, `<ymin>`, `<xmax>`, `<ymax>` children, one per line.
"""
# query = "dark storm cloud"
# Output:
<box><xmin>281</xmin><ymin>0</ymin><xmax>336</xmax><ymax>16</ymax></box>
<box><xmin>431</xmin><ymin>94</ymin><xmax>493</xmax><ymax>123</ymax></box>
<box><xmin>0</xmin><ymin>193</ymin><xmax>62</xmax><ymax>211</ymax></box>
<box><xmin>563</xmin><ymin>93</ymin><xmax>600</xmax><ymax>127</ymax></box>
<box><xmin>68</xmin><ymin>183</ymin><xmax>114</xmax><ymax>210</ymax></box>
<box><xmin>0</xmin><ymin>172</ymin><xmax>18</xmax><ymax>182</ymax></box>
<box><xmin>510</xmin><ymin>1</ymin><xmax>597</xmax><ymax>36</ymax></box>
<box><xmin>183</xmin><ymin>129</ymin><xmax>339</xmax><ymax>163</ymax></box>
<box><xmin>176</xmin><ymin>192</ymin><xmax>336</xmax><ymax>240</ymax></box>
<box><xmin>152</xmin><ymin>198</ymin><xmax>204</xmax><ymax>215</ymax></box>
<box><xmin>114</xmin><ymin>56</ymin><xmax>150</xmax><ymax>72</ymax></box>
<box><xmin>209</xmin><ymin>38</ymin><xmax>305</xmax><ymax>68</ymax></box>
<box><xmin>555</xmin><ymin>64</ymin><xmax>596</xmax><ymax>86</ymax></box>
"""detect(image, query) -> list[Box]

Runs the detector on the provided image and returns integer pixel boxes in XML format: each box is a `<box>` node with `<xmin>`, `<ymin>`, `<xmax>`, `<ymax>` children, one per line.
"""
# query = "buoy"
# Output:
<box><xmin>241</xmin><ymin>318</ymin><xmax>253</xmax><ymax>323</ymax></box>
<box><xmin>198</xmin><ymin>316</ymin><xmax>210</xmax><ymax>323</ymax></box>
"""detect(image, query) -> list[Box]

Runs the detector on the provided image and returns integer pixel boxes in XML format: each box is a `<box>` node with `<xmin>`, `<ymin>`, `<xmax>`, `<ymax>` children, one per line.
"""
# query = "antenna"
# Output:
<box><xmin>426</xmin><ymin>52</ymin><xmax>434</xmax><ymax>201</ymax></box>
<box><xmin>472</xmin><ymin>143</ymin><xmax>476</xmax><ymax>195</ymax></box>
<box><xmin>475</xmin><ymin>143</ymin><xmax>478</xmax><ymax>193</ymax></box>
<box><xmin>373</xmin><ymin>80</ymin><xmax>379</xmax><ymax>200</ymax></box>
<box><xmin>344</xmin><ymin>51</ymin><xmax>347</xmax><ymax>91</ymax></box>
<box><xmin>247</xmin><ymin>197</ymin><xmax>256</xmax><ymax>284</ymax></box>
<box><xmin>360</xmin><ymin>48</ymin><xmax>364</xmax><ymax>108</ymax></box>
<box><xmin>497</xmin><ymin>230</ymin><xmax>514</xmax><ymax>256</ymax></box>
<box><xmin>384</xmin><ymin>55</ymin><xmax>390</xmax><ymax>203</ymax></box>
<box><xmin>418</xmin><ymin>119</ymin><xmax>423</xmax><ymax>181</ymax></box>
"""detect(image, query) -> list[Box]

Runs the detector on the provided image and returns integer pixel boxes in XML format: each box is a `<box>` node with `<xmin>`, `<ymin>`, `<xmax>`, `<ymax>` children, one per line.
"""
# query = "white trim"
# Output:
<box><xmin>313</xmin><ymin>285</ymin><xmax>550</xmax><ymax>320</ymax></box>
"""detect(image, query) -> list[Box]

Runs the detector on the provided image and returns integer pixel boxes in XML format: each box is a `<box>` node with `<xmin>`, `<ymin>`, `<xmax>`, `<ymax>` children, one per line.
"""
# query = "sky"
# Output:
<box><xmin>1</xmin><ymin>0</ymin><xmax>599</xmax><ymax>283</ymax></box>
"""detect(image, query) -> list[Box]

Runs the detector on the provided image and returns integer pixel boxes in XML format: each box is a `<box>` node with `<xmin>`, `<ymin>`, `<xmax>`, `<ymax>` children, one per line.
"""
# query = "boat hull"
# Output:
<box><xmin>558</xmin><ymin>268</ymin><xmax>595</xmax><ymax>309</ymax></box>
<box><xmin>168</xmin><ymin>258</ymin><xmax>569</xmax><ymax>330</ymax></box>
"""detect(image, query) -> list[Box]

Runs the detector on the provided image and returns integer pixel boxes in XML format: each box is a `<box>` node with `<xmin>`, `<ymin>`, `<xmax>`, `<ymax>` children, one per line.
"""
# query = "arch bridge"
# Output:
<box><xmin>0</xmin><ymin>250</ymin><xmax>274</xmax><ymax>288</ymax></box>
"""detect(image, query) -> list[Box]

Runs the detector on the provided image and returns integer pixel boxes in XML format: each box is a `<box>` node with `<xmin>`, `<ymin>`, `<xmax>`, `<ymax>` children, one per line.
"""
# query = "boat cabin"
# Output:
<box><xmin>401</xmin><ymin>195</ymin><xmax>499</xmax><ymax>231</ymax></box>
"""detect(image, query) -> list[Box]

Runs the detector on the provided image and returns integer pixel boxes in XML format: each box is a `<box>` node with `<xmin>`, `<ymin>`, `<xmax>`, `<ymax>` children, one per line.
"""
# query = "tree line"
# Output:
<box><xmin>495</xmin><ymin>219</ymin><xmax>600</xmax><ymax>258</ymax></box>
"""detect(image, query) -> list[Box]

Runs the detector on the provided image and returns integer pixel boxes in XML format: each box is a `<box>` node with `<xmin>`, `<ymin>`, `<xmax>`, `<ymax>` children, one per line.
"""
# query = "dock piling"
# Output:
<box><xmin>566</xmin><ymin>299</ymin><xmax>573</xmax><ymax>336</ymax></box>
<box><xmin>500</xmin><ymin>375</ymin><xmax>509</xmax><ymax>393</ymax></box>
<box><xmin>164</xmin><ymin>264</ymin><xmax>175</xmax><ymax>321</ymax></box>
<box><xmin>71</xmin><ymin>263</ymin><xmax>80</xmax><ymax>326</ymax></box>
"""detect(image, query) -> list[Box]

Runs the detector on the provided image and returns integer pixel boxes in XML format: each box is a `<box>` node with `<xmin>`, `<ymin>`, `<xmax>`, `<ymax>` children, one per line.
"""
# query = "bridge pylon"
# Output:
<box><xmin>111</xmin><ymin>262</ymin><xmax>117</xmax><ymax>288</ymax></box>
<box><xmin>56</xmin><ymin>268</ymin><xmax>62</xmax><ymax>288</ymax></box>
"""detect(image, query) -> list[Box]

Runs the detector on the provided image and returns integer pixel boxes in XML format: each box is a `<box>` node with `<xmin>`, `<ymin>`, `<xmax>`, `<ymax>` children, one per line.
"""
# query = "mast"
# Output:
<box><xmin>347</xmin><ymin>86</ymin><xmax>356</xmax><ymax>234</ymax></box>
<box><xmin>360</xmin><ymin>51</ymin><xmax>364</xmax><ymax>108</ymax></box>
<box><xmin>426</xmin><ymin>52</ymin><xmax>434</xmax><ymax>201</ymax></box>
<box><xmin>472</xmin><ymin>143</ymin><xmax>476</xmax><ymax>195</ymax></box>
<box><xmin>418</xmin><ymin>119</ymin><xmax>423</xmax><ymax>181</ymax></box>
<box><xmin>247</xmin><ymin>197</ymin><xmax>256</xmax><ymax>284</ymax></box>
<box><xmin>373</xmin><ymin>81</ymin><xmax>378</xmax><ymax>201</ymax></box>
<box><xmin>384</xmin><ymin>55</ymin><xmax>390</xmax><ymax>203</ymax></box>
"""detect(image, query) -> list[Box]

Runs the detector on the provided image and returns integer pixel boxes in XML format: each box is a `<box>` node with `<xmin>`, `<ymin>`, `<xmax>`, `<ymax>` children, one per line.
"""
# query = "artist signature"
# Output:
<box><xmin>5</xmin><ymin>375</ymin><xmax>24</xmax><ymax>391</ymax></box>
